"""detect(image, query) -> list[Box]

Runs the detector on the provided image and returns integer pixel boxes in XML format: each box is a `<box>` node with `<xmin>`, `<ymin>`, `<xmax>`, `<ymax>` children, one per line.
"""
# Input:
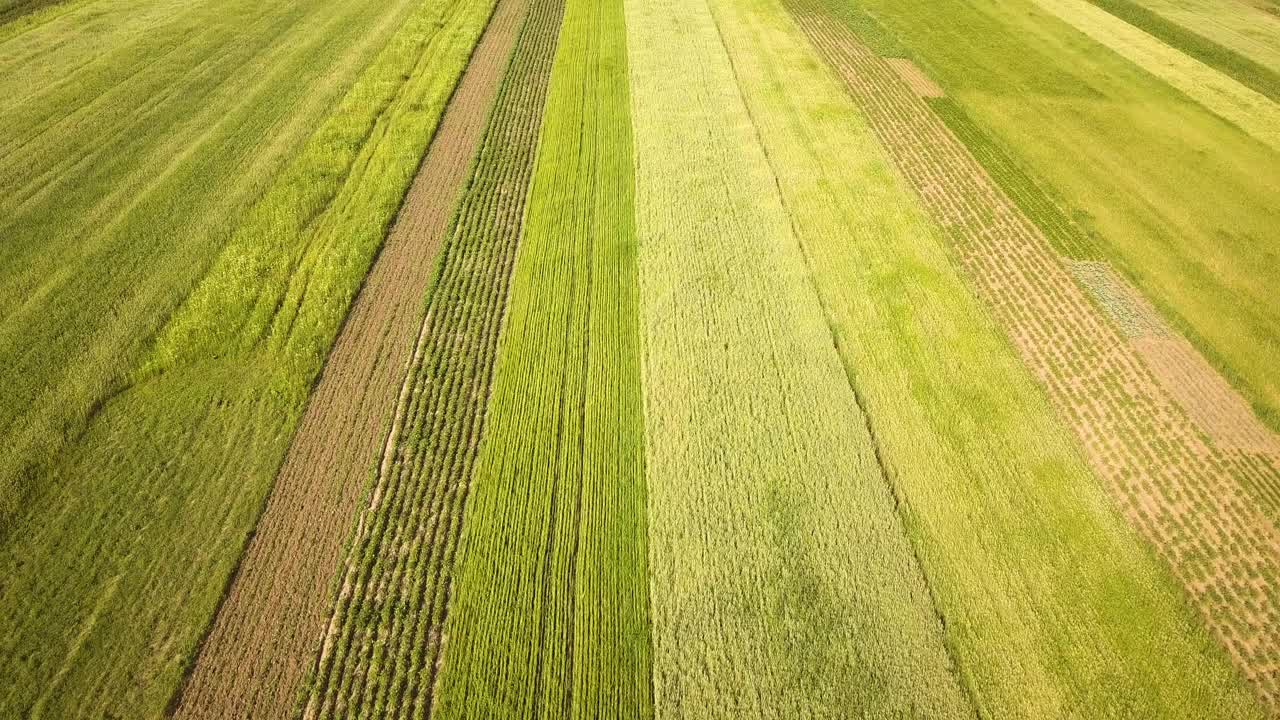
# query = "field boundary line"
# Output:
<box><xmin>293</xmin><ymin>0</ymin><xmax>572</xmax><ymax>708</ymax></box>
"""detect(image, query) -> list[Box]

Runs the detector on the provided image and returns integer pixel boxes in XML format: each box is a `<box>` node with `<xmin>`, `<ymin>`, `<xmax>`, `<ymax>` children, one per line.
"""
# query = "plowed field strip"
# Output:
<box><xmin>168</xmin><ymin>0</ymin><xmax>522</xmax><ymax>716</ymax></box>
<box><xmin>786</xmin><ymin>4</ymin><xmax>1280</xmax><ymax>709</ymax></box>
<box><xmin>885</xmin><ymin>57</ymin><xmax>943</xmax><ymax>97</ymax></box>
<box><xmin>0</xmin><ymin>0</ymin><xmax>488</xmax><ymax>711</ymax></box>
<box><xmin>298</xmin><ymin>0</ymin><xmax>565</xmax><ymax>713</ymax></box>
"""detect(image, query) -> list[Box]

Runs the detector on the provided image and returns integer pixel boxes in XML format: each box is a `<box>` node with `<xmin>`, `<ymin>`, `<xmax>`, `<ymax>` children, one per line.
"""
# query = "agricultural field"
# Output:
<box><xmin>1</xmin><ymin>0</ymin><xmax>1278</xmax><ymax>716</ymax></box>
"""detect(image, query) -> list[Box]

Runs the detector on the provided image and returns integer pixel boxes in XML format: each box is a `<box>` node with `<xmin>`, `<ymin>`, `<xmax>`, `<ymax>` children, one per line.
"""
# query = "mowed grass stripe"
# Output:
<box><xmin>296</xmin><ymin>0</ymin><xmax>567</xmax><ymax>712</ymax></box>
<box><xmin>170</xmin><ymin>0</ymin><xmax>527</xmax><ymax>714</ymax></box>
<box><xmin>0</xmin><ymin>0</ymin><xmax>317</xmax><ymax>275</ymax></box>
<box><xmin>1030</xmin><ymin>0</ymin><xmax>1280</xmax><ymax>152</ymax></box>
<box><xmin>1136</xmin><ymin>0</ymin><xmax>1280</xmax><ymax>72</ymax></box>
<box><xmin>625</xmin><ymin>0</ymin><xmax>974</xmax><ymax>715</ymax></box>
<box><xmin>785</xmin><ymin>2</ymin><xmax>1280</xmax><ymax>710</ymax></box>
<box><xmin>716</xmin><ymin>0</ymin><xmax>1262</xmax><ymax>715</ymax></box>
<box><xmin>0</xmin><ymin>0</ymin><xmax>198</xmax><ymax>123</ymax></box>
<box><xmin>0</xmin><ymin>0</ymin><xmax>495</xmax><ymax>713</ymax></box>
<box><xmin>0</xmin><ymin>0</ymin><xmax>69</xmax><ymax>26</ymax></box>
<box><xmin>0</xmin><ymin>0</ymin><xmax>95</xmax><ymax>44</ymax></box>
<box><xmin>926</xmin><ymin>96</ymin><xmax>1097</xmax><ymax>259</ymax></box>
<box><xmin>1083</xmin><ymin>0</ymin><xmax>1280</xmax><ymax>104</ymax></box>
<box><xmin>430</xmin><ymin>0</ymin><xmax>652</xmax><ymax>712</ymax></box>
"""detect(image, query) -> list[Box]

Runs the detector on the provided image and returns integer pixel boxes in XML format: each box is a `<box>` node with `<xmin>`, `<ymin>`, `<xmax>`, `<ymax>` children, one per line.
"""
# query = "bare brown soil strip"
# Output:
<box><xmin>168</xmin><ymin>0</ymin><xmax>526</xmax><ymax>716</ymax></box>
<box><xmin>1136</xmin><ymin>337</ymin><xmax>1280</xmax><ymax>456</ymax></box>
<box><xmin>885</xmin><ymin>57</ymin><xmax>944</xmax><ymax>97</ymax></box>
<box><xmin>787</xmin><ymin>8</ymin><xmax>1280</xmax><ymax>709</ymax></box>
<box><xmin>297</xmin><ymin>0</ymin><xmax>566</xmax><ymax>710</ymax></box>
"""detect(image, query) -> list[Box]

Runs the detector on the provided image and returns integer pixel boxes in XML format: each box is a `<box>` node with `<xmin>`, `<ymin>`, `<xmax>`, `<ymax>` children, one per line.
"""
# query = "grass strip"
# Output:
<box><xmin>429</xmin><ymin>0</ymin><xmax>653</xmax><ymax>712</ymax></box>
<box><xmin>1085</xmin><ymin>0</ymin><xmax>1280</xmax><ymax>104</ymax></box>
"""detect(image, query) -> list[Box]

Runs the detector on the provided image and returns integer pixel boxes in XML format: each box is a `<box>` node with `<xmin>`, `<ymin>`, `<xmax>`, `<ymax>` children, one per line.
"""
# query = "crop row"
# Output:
<box><xmin>169</xmin><ymin>0</ymin><xmax>526</xmax><ymax>716</ymax></box>
<box><xmin>1031</xmin><ymin>0</ymin><xmax>1280</xmax><ymax>153</ymax></box>
<box><xmin>850</xmin><ymin>0</ymin><xmax>1280</xmax><ymax>440</ymax></box>
<box><xmin>1083</xmin><ymin>0</ymin><xmax>1280</xmax><ymax>104</ymax></box>
<box><xmin>424</xmin><ymin>0</ymin><xmax>652</xmax><ymax>712</ymax></box>
<box><xmin>784</xmin><ymin>0</ymin><xmax>1280</xmax><ymax>710</ymax></box>
<box><xmin>927</xmin><ymin>97</ymin><xmax>1096</xmax><ymax>259</ymax></box>
<box><xmin>294</xmin><ymin>0</ymin><xmax>570</xmax><ymax>714</ymax></box>
<box><xmin>0</xmin><ymin>0</ymin><xmax>415</xmax><ymax>528</ymax></box>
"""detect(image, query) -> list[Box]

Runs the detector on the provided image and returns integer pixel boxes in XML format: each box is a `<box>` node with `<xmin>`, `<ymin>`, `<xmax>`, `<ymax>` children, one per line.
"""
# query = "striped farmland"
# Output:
<box><xmin>295</xmin><ymin>0</ymin><xmax>568</xmax><ymax>713</ymax></box>
<box><xmin>169</xmin><ymin>0</ymin><xmax>526</xmax><ymax>714</ymax></box>
<box><xmin>784</xmin><ymin>0</ymin><xmax>1280</xmax><ymax>710</ymax></box>
<box><xmin>3</xmin><ymin>0</ymin><xmax>1278</xmax><ymax>715</ymax></box>
<box><xmin>0</xmin><ymin>0</ymin><xmax>496</xmax><ymax>713</ymax></box>
<box><xmin>625</xmin><ymin>0</ymin><xmax>975</xmax><ymax>715</ymax></box>
<box><xmin>428</xmin><ymin>0</ymin><xmax>652</xmax><ymax>711</ymax></box>
<box><xmin>713</xmin><ymin>0</ymin><xmax>1265</xmax><ymax>715</ymax></box>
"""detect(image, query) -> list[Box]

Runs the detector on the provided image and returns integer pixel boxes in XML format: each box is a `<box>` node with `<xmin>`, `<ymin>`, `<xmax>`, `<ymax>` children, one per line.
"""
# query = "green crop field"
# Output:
<box><xmin>2</xmin><ymin>0</ymin><xmax>1278</xmax><ymax>716</ymax></box>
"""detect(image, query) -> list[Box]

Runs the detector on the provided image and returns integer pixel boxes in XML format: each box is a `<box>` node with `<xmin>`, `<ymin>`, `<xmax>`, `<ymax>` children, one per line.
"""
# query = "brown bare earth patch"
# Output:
<box><xmin>788</xmin><ymin>7</ymin><xmax>1280</xmax><ymax>709</ymax></box>
<box><xmin>885</xmin><ymin>58</ymin><xmax>944</xmax><ymax>97</ymax></box>
<box><xmin>1136</xmin><ymin>337</ymin><xmax>1280</xmax><ymax>456</ymax></box>
<box><xmin>169</xmin><ymin>0</ymin><xmax>527</xmax><ymax>716</ymax></box>
<box><xmin>1071</xmin><ymin>259</ymin><xmax>1280</xmax><ymax>506</ymax></box>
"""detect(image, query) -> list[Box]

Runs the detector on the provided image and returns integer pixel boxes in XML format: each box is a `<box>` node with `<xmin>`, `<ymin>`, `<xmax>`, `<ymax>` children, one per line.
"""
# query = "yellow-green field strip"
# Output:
<box><xmin>0</xmin><ymin>0</ymin><xmax>495</xmax><ymax>712</ymax></box>
<box><xmin>719</xmin><ymin>0</ymin><xmax>1265</xmax><ymax>716</ymax></box>
<box><xmin>626</xmin><ymin>0</ymin><xmax>978</xmax><ymax>715</ymax></box>
<box><xmin>841</xmin><ymin>0</ymin><xmax>1280</xmax><ymax>444</ymax></box>
<box><xmin>1083</xmin><ymin>0</ymin><xmax>1280</xmax><ymax>101</ymax></box>
<box><xmin>1029</xmin><ymin>0</ymin><xmax>1280</xmax><ymax>152</ymax></box>
<box><xmin>1136</xmin><ymin>0</ymin><xmax>1280</xmax><ymax>71</ymax></box>
<box><xmin>783</xmin><ymin>0</ymin><xmax>1280</xmax><ymax>710</ymax></box>
<box><xmin>170</xmin><ymin>0</ymin><xmax>535</xmax><ymax>714</ymax></box>
<box><xmin>4</xmin><ymin>0</ymin><xmax>1280</xmax><ymax>715</ymax></box>
<box><xmin>0</xmin><ymin>0</ymin><xmax>413</xmax><ymax>524</ymax></box>
<box><xmin>291</xmin><ymin>0</ymin><xmax>570</xmax><ymax>712</ymax></box>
